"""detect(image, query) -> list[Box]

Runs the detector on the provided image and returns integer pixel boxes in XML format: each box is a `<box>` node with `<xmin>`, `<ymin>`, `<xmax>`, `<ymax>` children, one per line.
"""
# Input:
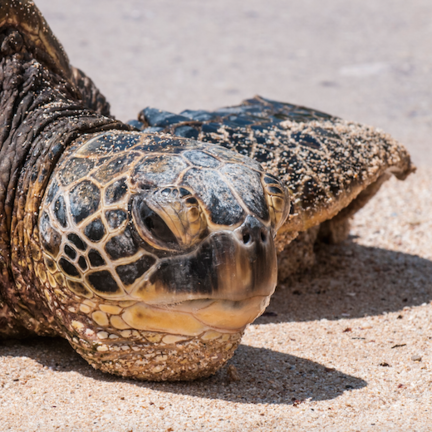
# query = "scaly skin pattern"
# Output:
<box><xmin>0</xmin><ymin>52</ymin><xmax>278</xmax><ymax>381</ymax></box>
<box><xmin>71</xmin><ymin>327</ymin><xmax>244</xmax><ymax>381</ymax></box>
<box><xmin>0</xmin><ymin>49</ymin><xmax>124</xmax><ymax>338</ymax></box>
<box><xmin>41</xmin><ymin>131</ymin><xmax>285</xmax><ymax>307</ymax></box>
<box><xmin>38</xmin><ymin>131</ymin><xmax>285</xmax><ymax>381</ymax></box>
<box><xmin>0</xmin><ymin>1</ymin><xmax>415</xmax><ymax>381</ymax></box>
<box><xmin>0</xmin><ymin>0</ymin><xmax>125</xmax><ymax>338</ymax></box>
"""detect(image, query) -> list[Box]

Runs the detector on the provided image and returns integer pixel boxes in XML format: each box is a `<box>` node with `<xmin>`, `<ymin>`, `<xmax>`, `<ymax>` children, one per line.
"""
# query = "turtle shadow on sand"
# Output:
<box><xmin>0</xmin><ymin>336</ymin><xmax>366</xmax><ymax>405</ymax></box>
<box><xmin>256</xmin><ymin>238</ymin><xmax>432</xmax><ymax>325</ymax></box>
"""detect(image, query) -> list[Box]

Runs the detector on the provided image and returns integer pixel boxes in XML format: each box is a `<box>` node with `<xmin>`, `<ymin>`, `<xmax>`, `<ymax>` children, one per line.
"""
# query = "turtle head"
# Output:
<box><xmin>39</xmin><ymin>131</ymin><xmax>289</xmax><ymax>380</ymax></box>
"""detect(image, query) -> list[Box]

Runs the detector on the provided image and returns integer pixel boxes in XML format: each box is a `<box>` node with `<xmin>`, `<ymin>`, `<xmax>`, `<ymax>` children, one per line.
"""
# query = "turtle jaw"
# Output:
<box><xmin>132</xmin><ymin>216</ymin><xmax>278</xmax><ymax>299</ymax></box>
<box><xmin>120</xmin><ymin>295</ymin><xmax>272</xmax><ymax>337</ymax></box>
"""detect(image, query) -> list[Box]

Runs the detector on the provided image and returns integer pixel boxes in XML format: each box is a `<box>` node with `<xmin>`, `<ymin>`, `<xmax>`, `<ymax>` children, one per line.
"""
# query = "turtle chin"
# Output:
<box><xmin>68</xmin><ymin>296</ymin><xmax>270</xmax><ymax>382</ymax></box>
<box><xmin>69</xmin><ymin>327</ymin><xmax>244</xmax><ymax>381</ymax></box>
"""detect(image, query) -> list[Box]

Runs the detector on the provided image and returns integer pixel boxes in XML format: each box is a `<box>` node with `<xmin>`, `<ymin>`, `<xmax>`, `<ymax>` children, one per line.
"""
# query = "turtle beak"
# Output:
<box><xmin>213</xmin><ymin>215</ymin><xmax>277</xmax><ymax>301</ymax></box>
<box><xmin>125</xmin><ymin>215</ymin><xmax>277</xmax><ymax>334</ymax></box>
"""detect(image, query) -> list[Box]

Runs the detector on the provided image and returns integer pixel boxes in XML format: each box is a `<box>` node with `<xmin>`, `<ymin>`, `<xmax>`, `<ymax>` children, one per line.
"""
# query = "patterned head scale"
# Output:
<box><xmin>39</xmin><ymin>131</ymin><xmax>289</xmax><ymax>379</ymax></box>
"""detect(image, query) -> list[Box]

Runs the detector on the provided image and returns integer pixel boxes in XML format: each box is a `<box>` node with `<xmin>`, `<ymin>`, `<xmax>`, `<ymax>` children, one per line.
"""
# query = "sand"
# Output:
<box><xmin>2</xmin><ymin>1</ymin><xmax>432</xmax><ymax>430</ymax></box>
<box><xmin>1</xmin><ymin>168</ymin><xmax>431</xmax><ymax>431</ymax></box>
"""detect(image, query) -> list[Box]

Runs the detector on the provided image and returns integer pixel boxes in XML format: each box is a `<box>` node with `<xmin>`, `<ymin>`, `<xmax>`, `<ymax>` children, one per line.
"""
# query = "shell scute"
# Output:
<box><xmin>139</xmin><ymin>107</ymin><xmax>190</xmax><ymax>127</ymax></box>
<box><xmin>92</xmin><ymin>152</ymin><xmax>141</xmax><ymax>185</ymax></box>
<box><xmin>59</xmin><ymin>157</ymin><xmax>95</xmax><ymax>186</ymax></box>
<box><xmin>53</xmin><ymin>195</ymin><xmax>68</xmax><ymax>228</ymax></box>
<box><xmin>88</xmin><ymin>249</ymin><xmax>106</xmax><ymax>267</ymax></box>
<box><xmin>67</xmin><ymin>233</ymin><xmax>87</xmax><ymax>251</ymax></box>
<box><xmin>77</xmin><ymin>133</ymin><xmax>142</xmax><ymax>157</ymax></box>
<box><xmin>39</xmin><ymin>212</ymin><xmax>61</xmax><ymax>257</ymax></box>
<box><xmin>105</xmin><ymin>178</ymin><xmax>128</xmax><ymax>204</ymax></box>
<box><xmin>59</xmin><ymin>258</ymin><xmax>80</xmax><ymax>277</ymax></box>
<box><xmin>221</xmin><ymin>164</ymin><xmax>269</xmax><ymax>221</ymax></box>
<box><xmin>104</xmin><ymin>227</ymin><xmax>140</xmax><ymax>261</ymax></box>
<box><xmin>183</xmin><ymin>150</ymin><xmax>220</xmax><ymax>168</ymax></box>
<box><xmin>115</xmin><ymin>255</ymin><xmax>156</xmax><ymax>286</ymax></box>
<box><xmin>45</xmin><ymin>180</ymin><xmax>59</xmax><ymax>205</ymax></box>
<box><xmin>172</xmin><ymin>125</ymin><xmax>199</xmax><ymax>140</ymax></box>
<box><xmin>105</xmin><ymin>209</ymin><xmax>128</xmax><ymax>229</ymax></box>
<box><xmin>84</xmin><ymin>218</ymin><xmax>106</xmax><ymax>242</ymax></box>
<box><xmin>67</xmin><ymin>280</ymin><xmax>93</xmax><ymax>298</ymax></box>
<box><xmin>87</xmin><ymin>270</ymin><xmax>121</xmax><ymax>295</ymax></box>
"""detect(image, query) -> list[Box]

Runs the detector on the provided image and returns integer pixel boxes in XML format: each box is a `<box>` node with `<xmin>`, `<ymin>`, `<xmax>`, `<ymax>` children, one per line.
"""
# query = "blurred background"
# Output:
<box><xmin>37</xmin><ymin>0</ymin><xmax>431</xmax><ymax>166</ymax></box>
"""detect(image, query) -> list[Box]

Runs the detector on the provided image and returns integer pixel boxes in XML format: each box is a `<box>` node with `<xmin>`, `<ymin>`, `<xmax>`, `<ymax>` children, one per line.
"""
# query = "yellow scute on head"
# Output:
<box><xmin>92</xmin><ymin>311</ymin><xmax>109</xmax><ymax>326</ymax></box>
<box><xmin>100</xmin><ymin>304</ymin><xmax>123</xmax><ymax>314</ymax></box>
<box><xmin>122</xmin><ymin>303</ymin><xmax>207</xmax><ymax>336</ymax></box>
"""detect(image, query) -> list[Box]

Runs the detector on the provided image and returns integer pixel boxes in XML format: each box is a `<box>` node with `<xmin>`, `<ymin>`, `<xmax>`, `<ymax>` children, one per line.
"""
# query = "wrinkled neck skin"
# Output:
<box><xmin>0</xmin><ymin>33</ymin><xmax>125</xmax><ymax>337</ymax></box>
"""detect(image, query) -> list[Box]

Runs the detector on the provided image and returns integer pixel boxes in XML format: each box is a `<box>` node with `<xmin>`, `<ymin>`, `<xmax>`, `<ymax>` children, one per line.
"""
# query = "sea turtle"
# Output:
<box><xmin>0</xmin><ymin>0</ymin><xmax>413</xmax><ymax>381</ymax></box>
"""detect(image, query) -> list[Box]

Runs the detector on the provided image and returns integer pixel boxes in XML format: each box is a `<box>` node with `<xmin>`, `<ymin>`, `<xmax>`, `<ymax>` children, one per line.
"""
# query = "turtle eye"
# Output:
<box><xmin>262</xmin><ymin>175</ymin><xmax>290</xmax><ymax>231</ymax></box>
<box><xmin>132</xmin><ymin>188</ymin><xmax>207</xmax><ymax>251</ymax></box>
<box><xmin>137</xmin><ymin>201</ymin><xmax>179</xmax><ymax>247</ymax></box>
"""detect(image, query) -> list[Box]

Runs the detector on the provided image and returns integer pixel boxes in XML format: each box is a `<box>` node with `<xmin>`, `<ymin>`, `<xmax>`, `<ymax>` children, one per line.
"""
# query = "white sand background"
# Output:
<box><xmin>1</xmin><ymin>1</ymin><xmax>432</xmax><ymax>430</ymax></box>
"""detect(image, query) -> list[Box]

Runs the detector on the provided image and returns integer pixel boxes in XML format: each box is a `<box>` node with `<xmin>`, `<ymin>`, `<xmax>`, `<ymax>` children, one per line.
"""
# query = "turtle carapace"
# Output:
<box><xmin>134</xmin><ymin>97</ymin><xmax>414</xmax><ymax>278</ymax></box>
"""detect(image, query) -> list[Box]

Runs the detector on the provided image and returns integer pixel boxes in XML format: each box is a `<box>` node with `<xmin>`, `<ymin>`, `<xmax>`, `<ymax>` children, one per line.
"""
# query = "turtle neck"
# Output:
<box><xmin>0</xmin><ymin>29</ymin><xmax>128</xmax><ymax>336</ymax></box>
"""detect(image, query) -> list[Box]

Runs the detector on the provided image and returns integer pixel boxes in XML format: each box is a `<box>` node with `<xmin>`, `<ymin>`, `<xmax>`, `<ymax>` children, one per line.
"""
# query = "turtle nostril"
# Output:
<box><xmin>237</xmin><ymin>216</ymin><xmax>271</xmax><ymax>248</ymax></box>
<box><xmin>243</xmin><ymin>233</ymin><xmax>251</xmax><ymax>244</ymax></box>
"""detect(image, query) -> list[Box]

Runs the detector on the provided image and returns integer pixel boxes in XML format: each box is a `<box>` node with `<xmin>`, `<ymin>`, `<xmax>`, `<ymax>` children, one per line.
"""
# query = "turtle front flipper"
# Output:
<box><xmin>132</xmin><ymin>96</ymin><xmax>415</xmax><ymax>276</ymax></box>
<box><xmin>0</xmin><ymin>0</ymin><xmax>72</xmax><ymax>80</ymax></box>
<box><xmin>0</xmin><ymin>1</ymin><xmax>111</xmax><ymax>115</ymax></box>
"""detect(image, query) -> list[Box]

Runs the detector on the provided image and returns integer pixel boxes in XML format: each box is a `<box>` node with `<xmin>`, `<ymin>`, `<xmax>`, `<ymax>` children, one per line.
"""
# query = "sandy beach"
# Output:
<box><xmin>1</xmin><ymin>1</ymin><xmax>431</xmax><ymax>430</ymax></box>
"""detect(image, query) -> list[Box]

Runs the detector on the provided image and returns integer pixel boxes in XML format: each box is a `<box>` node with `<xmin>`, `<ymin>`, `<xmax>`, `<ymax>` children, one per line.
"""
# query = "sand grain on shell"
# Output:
<box><xmin>1</xmin><ymin>168</ymin><xmax>432</xmax><ymax>431</ymax></box>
